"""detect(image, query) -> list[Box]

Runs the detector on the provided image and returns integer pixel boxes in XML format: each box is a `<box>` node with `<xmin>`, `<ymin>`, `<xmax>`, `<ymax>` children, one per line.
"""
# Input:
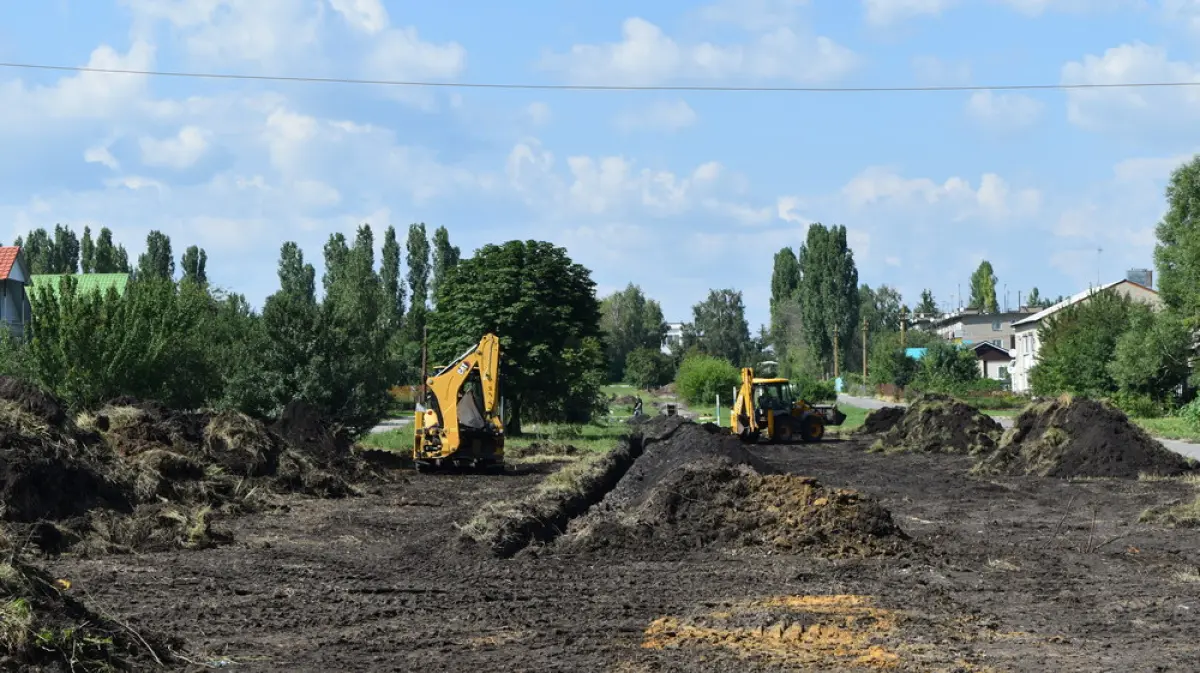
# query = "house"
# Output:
<box><xmin>661</xmin><ymin>322</ymin><xmax>684</xmax><ymax>355</ymax></box>
<box><xmin>0</xmin><ymin>246</ymin><xmax>31</xmax><ymax>340</ymax></box>
<box><xmin>29</xmin><ymin>273</ymin><xmax>130</xmax><ymax>300</ymax></box>
<box><xmin>972</xmin><ymin>342</ymin><xmax>1014</xmax><ymax>382</ymax></box>
<box><xmin>1009</xmin><ymin>278</ymin><xmax>1162</xmax><ymax>394</ymax></box>
<box><xmin>927</xmin><ymin>308</ymin><xmax>1037</xmax><ymax>351</ymax></box>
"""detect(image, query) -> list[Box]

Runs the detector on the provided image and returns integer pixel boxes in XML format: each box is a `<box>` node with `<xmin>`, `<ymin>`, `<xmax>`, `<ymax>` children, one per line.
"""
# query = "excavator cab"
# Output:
<box><xmin>413</xmin><ymin>333</ymin><xmax>505</xmax><ymax>471</ymax></box>
<box><xmin>730</xmin><ymin>367</ymin><xmax>845</xmax><ymax>444</ymax></box>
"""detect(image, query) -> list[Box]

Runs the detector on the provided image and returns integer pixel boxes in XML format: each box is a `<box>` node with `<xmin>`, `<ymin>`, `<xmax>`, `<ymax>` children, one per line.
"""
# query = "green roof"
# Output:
<box><xmin>29</xmin><ymin>273</ymin><xmax>130</xmax><ymax>300</ymax></box>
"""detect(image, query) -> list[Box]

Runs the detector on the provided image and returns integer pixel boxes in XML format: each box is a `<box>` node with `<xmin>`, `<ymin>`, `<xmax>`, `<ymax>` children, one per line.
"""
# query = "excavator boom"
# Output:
<box><xmin>413</xmin><ymin>333</ymin><xmax>504</xmax><ymax>470</ymax></box>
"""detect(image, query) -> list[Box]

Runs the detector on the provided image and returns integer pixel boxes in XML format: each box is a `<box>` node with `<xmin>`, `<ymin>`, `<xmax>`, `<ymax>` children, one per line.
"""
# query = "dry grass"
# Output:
<box><xmin>0</xmin><ymin>400</ymin><xmax>50</xmax><ymax>439</ymax></box>
<box><xmin>1140</xmin><ymin>495</ymin><xmax>1200</xmax><ymax>528</ymax></box>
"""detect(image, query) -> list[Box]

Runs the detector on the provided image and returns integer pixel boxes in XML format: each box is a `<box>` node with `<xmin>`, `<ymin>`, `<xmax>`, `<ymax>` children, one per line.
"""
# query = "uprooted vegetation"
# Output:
<box><xmin>868</xmin><ymin>393</ymin><xmax>1002</xmax><ymax>456</ymax></box>
<box><xmin>976</xmin><ymin>395</ymin><xmax>1197</xmax><ymax>479</ymax></box>
<box><xmin>460</xmin><ymin>416</ymin><xmax>907</xmax><ymax>560</ymax></box>
<box><xmin>855</xmin><ymin>406</ymin><xmax>905</xmax><ymax>436</ymax></box>
<box><xmin>0</xmin><ymin>376</ymin><xmax>395</xmax><ymax>555</ymax></box>
<box><xmin>0</xmin><ymin>528</ymin><xmax>178</xmax><ymax>671</ymax></box>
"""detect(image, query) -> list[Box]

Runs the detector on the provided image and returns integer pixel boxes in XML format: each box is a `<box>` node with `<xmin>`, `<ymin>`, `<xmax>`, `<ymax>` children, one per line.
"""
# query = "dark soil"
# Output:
<box><xmin>0</xmin><ymin>375</ymin><xmax>67</xmax><ymax>426</ymax></box>
<box><xmin>978</xmin><ymin>396</ymin><xmax>1197</xmax><ymax>478</ymax></box>
<box><xmin>873</xmin><ymin>392</ymin><xmax>1003</xmax><ymax>455</ymax></box>
<box><xmin>41</xmin><ymin>433</ymin><xmax>1200</xmax><ymax>671</ymax></box>
<box><xmin>857</xmin><ymin>405</ymin><xmax>906</xmax><ymax>435</ymax></box>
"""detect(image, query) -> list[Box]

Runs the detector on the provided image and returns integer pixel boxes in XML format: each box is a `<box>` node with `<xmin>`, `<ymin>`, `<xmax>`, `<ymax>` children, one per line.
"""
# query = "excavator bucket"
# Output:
<box><xmin>811</xmin><ymin>404</ymin><xmax>846</xmax><ymax>426</ymax></box>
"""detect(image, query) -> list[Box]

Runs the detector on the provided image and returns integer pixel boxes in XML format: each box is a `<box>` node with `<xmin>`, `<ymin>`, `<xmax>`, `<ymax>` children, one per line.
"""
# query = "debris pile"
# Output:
<box><xmin>976</xmin><ymin>396</ymin><xmax>1196</xmax><ymax>478</ymax></box>
<box><xmin>855</xmin><ymin>406</ymin><xmax>906</xmax><ymax>436</ymax></box>
<box><xmin>554</xmin><ymin>417</ymin><xmax>906</xmax><ymax>558</ymax></box>
<box><xmin>870</xmin><ymin>393</ymin><xmax>1002</xmax><ymax>455</ymax></box>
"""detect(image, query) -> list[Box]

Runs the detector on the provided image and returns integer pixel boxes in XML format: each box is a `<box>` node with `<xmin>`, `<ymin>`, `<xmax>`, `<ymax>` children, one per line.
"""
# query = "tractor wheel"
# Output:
<box><xmin>800</xmin><ymin>415</ymin><xmax>825</xmax><ymax>443</ymax></box>
<box><xmin>775</xmin><ymin>420</ymin><xmax>795</xmax><ymax>444</ymax></box>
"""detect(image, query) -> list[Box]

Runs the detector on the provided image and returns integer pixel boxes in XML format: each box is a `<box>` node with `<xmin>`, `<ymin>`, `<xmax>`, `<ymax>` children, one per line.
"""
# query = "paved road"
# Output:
<box><xmin>369</xmin><ymin>417</ymin><xmax>412</xmax><ymax>434</ymax></box>
<box><xmin>837</xmin><ymin>394</ymin><xmax>1200</xmax><ymax>461</ymax></box>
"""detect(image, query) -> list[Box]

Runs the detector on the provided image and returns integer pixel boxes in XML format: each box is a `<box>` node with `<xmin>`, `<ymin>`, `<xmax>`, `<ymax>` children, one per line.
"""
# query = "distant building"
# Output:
<box><xmin>972</xmin><ymin>342</ymin><xmax>1014</xmax><ymax>382</ymax></box>
<box><xmin>0</xmin><ymin>246</ymin><xmax>31</xmax><ymax>340</ymax></box>
<box><xmin>1126</xmin><ymin>268</ymin><xmax>1153</xmax><ymax>288</ymax></box>
<box><xmin>662</xmin><ymin>322</ymin><xmax>684</xmax><ymax>355</ymax></box>
<box><xmin>927</xmin><ymin>308</ymin><xmax>1037</xmax><ymax>350</ymax></box>
<box><xmin>1009</xmin><ymin>278</ymin><xmax>1161</xmax><ymax>394</ymax></box>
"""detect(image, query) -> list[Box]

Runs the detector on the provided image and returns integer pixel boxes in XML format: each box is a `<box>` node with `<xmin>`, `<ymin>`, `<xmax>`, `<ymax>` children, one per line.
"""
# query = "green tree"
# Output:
<box><xmin>769</xmin><ymin>247</ymin><xmax>803</xmax><ymax>367</ymax></box>
<box><xmin>51</xmin><ymin>224</ymin><xmax>80</xmax><ymax>273</ymax></box>
<box><xmin>1109</xmin><ymin>307</ymin><xmax>1193</xmax><ymax>403</ymax></box>
<box><xmin>80</xmin><ymin>226</ymin><xmax>96</xmax><ymax>273</ymax></box>
<box><xmin>137</xmin><ymin>230</ymin><xmax>175</xmax><ymax>280</ymax></box>
<box><xmin>406</xmin><ymin>223</ymin><xmax>431</xmax><ymax>342</ymax></box>
<box><xmin>430</xmin><ymin>225</ymin><xmax>460</xmax><ymax>304</ymax></box>
<box><xmin>92</xmin><ymin>227</ymin><xmax>128</xmax><ymax>273</ymax></box>
<box><xmin>599</xmin><ymin>284</ymin><xmax>668</xmax><ymax>382</ymax></box>
<box><xmin>181</xmin><ymin>245</ymin><xmax>207</xmax><ymax>284</ymax></box>
<box><xmin>915</xmin><ymin>289</ymin><xmax>938</xmax><ymax>316</ymax></box>
<box><xmin>797</xmin><ymin>223</ymin><xmax>860</xmax><ymax>372</ymax></box>
<box><xmin>15</xmin><ymin>229</ymin><xmax>51</xmax><ymax>274</ymax></box>
<box><xmin>969</xmin><ymin>260</ymin><xmax>999</xmax><ymax>312</ymax></box>
<box><xmin>674</xmin><ymin>353</ymin><xmax>740</xmax><ymax>406</ymax></box>
<box><xmin>426</xmin><ymin>240</ymin><xmax>604</xmax><ymax>434</ymax></box>
<box><xmin>914</xmin><ymin>340</ymin><xmax>979</xmax><ymax>390</ymax></box>
<box><xmin>1155</xmin><ymin>154</ymin><xmax>1200</xmax><ymax>321</ymax></box>
<box><xmin>690</xmin><ymin>289</ymin><xmax>751</xmax><ymax>366</ymax></box>
<box><xmin>380</xmin><ymin>225</ymin><xmax>405</xmax><ymax>327</ymax></box>
<box><xmin>277</xmin><ymin>241</ymin><xmax>315</xmax><ymax>300</ymax></box>
<box><xmin>1025</xmin><ymin>287</ymin><xmax>1054</xmax><ymax>309</ymax></box>
<box><xmin>623</xmin><ymin>347</ymin><xmax>675</xmax><ymax>390</ymax></box>
<box><xmin>1030</xmin><ymin>289</ymin><xmax>1137</xmax><ymax>397</ymax></box>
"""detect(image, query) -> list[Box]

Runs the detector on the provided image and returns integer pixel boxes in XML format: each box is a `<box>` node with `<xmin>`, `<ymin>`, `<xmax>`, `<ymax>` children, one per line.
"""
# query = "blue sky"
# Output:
<box><xmin>0</xmin><ymin>0</ymin><xmax>1197</xmax><ymax>329</ymax></box>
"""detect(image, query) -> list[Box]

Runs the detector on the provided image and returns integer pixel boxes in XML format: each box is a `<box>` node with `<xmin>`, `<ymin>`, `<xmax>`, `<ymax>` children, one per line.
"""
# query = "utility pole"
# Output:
<box><xmin>832</xmin><ymin>323</ymin><xmax>840</xmax><ymax>379</ymax></box>
<box><xmin>862</xmin><ymin>317</ymin><xmax>869</xmax><ymax>381</ymax></box>
<box><xmin>900</xmin><ymin>310</ymin><xmax>907</xmax><ymax>348</ymax></box>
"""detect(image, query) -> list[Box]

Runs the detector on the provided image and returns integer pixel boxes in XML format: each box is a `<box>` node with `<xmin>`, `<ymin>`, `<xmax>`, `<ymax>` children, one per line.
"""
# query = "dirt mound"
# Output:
<box><xmin>272</xmin><ymin>400</ymin><xmax>352</xmax><ymax>464</ymax></box>
<box><xmin>610</xmin><ymin>395</ymin><xmax>640</xmax><ymax>406</ymax></box>
<box><xmin>0</xmin><ymin>549</ymin><xmax>179</xmax><ymax>670</ymax></box>
<box><xmin>0</xmin><ymin>376</ymin><xmax>66</xmax><ymax>427</ymax></box>
<box><xmin>560</xmin><ymin>461</ymin><xmax>906</xmax><ymax>557</ymax></box>
<box><xmin>870</xmin><ymin>393</ymin><xmax>1002</xmax><ymax>455</ymax></box>
<box><xmin>976</xmin><ymin>396</ymin><xmax>1196</xmax><ymax>478</ymax></box>
<box><xmin>856</xmin><ymin>406</ymin><xmax>905</xmax><ymax>435</ymax></box>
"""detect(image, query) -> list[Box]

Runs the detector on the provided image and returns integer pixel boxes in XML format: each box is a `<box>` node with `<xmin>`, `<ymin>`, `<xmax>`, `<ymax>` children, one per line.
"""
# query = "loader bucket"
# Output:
<box><xmin>813</xmin><ymin>405</ymin><xmax>846</xmax><ymax>426</ymax></box>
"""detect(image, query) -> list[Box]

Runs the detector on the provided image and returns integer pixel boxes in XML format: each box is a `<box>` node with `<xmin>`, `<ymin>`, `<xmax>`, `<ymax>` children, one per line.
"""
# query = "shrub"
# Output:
<box><xmin>794</xmin><ymin>378</ymin><xmax>836</xmax><ymax>403</ymax></box>
<box><xmin>1178</xmin><ymin>398</ymin><xmax>1200</xmax><ymax>428</ymax></box>
<box><xmin>1111</xmin><ymin>392</ymin><xmax>1167</xmax><ymax>419</ymax></box>
<box><xmin>675</xmin><ymin>354</ymin><xmax>740</xmax><ymax>406</ymax></box>
<box><xmin>624</xmin><ymin>348</ymin><xmax>675</xmax><ymax>390</ymax></box>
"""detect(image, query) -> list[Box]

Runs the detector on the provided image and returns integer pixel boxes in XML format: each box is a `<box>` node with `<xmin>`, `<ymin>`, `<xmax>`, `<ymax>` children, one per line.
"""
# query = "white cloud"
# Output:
<box><xmin>139</xmin><ymin>126</ymin><xmax>211</xmax><ymax>169</ymax></box>
<box><xmin>615</xmin><ymin>100</ymin><xmax>697</xmax><ymax>133</ymax></box>
<box><xmin>863</xmin><ymin>0</ymin><xmax>957</xmax><ymax>26</ymax></box>
<box><xmin>1061</xmin><ymin>42</ymin><xmax>1200</xmax><ymax>130</ymax></box>
<box><xmin>965</xmin><ymin>91</ymin><xmax>1044</xmax><ymax>130</ymax></box>
<box><xmin>911</xmin><ymin>55</ymin><xmax>972</xmax><ymax>84</ymax></box>
<box><xmin>85</xmin><ymin>144</ymin><xmax>120</xmax><ymax>170</ymax></box>
<box><xmin>365</xmin><ymin>26</ymin><xmax>467</xmax><ymax>81</ymax></box>
<box><xmin>693</xmin><ymin>0</ymin><xmax>812</xmax><ymax>31</ymax></box>
<box><xmin>539</xmin><ymin>17</ymin><xmax>859</xmax><ymax>86</ymax></box>
<box><xmin>123</xmin><ymin>0</ymin><xmax>324</xmax><ymax>69</ymax></box>
<box><xmin>525</xmin><ymin>102</ymin><xmax>552</xmax><ymax>126</ymax></box>
<box><xmin>841</xmin><ymin>166</ymin><xmax>1040</xmax><ymax>219</ymax></box>
<box><xmin>327</xmin><ymin>0</ymin><xmax>388</xmax><ymax>34</ymax></box>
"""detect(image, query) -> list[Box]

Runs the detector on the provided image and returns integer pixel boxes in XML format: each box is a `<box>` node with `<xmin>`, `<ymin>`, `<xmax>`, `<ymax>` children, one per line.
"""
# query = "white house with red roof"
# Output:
<box><xmin>0</xmin><ymin>246</ymin><xmax>31</xmax><ymax>340</ymax></box>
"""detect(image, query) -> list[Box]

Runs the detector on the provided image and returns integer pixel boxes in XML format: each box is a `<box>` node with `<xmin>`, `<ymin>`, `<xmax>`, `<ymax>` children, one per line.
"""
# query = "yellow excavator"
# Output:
<box><xmin>730</xmin><ymin>367</ymin><xmax>846</xmax><ymax>444</ymax></box>
<box><xmin>412</xmin><ymin>332</ymin><xmax>504</xmax><ymax>471</ymax></box>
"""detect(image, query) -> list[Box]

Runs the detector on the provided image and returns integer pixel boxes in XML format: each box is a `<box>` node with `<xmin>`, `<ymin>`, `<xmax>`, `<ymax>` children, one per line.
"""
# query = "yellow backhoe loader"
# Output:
<box><xmin>729</xmin><ymin>367</ymin><xmax>846</xmax><ymax>444</ymax></box>
<box><xmin>413</xmin><ymin>333</ymin><xmax>504</xmax><ymax>471</ymax></box>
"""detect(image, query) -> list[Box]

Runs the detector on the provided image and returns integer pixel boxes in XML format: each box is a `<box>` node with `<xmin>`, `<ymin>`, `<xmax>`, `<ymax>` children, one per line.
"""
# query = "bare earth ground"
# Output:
<box><xmin>44</xmin><ymin>437</ymin><xmax>1200</xmax><ymax>672</ymax></box>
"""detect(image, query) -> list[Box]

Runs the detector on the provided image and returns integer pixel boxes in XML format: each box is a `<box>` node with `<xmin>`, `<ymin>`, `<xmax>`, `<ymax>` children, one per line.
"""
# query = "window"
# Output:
<box><xmin>992</xmin><ymin>320</ymin><xmax>1001</xmax><ymax>331</ymax></box>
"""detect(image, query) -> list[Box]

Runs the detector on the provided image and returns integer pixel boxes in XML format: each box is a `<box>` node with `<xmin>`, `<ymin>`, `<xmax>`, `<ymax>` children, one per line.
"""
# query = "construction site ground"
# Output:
<box><xmin>44</xmin><ymin>434</ymin><xmax>1200</xmax><ymax>672</ymax></box>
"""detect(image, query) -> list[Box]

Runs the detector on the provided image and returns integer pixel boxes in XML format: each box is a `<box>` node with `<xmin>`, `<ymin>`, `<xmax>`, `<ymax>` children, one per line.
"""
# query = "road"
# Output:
<box><xmin>369</xmin><ymin>417</ymin><xmax>412</xmax><ymax>434</ymax></box>
<box><xmin>837</xmin><ymin>394</ymin><xmax>1200</xmax><ymax>462</ymax></box>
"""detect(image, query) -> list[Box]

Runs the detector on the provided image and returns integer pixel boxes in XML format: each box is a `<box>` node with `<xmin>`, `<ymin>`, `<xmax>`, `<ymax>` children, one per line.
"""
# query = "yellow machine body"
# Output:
<box><xmin>412</xmin><ymin>333</ymin><xmax>504</xmax><ymax>470</ymax></box>
<box><xmin>728</xmin><ymin>368</ymin><xmax>845</xmax><ymax>444</ymax></box>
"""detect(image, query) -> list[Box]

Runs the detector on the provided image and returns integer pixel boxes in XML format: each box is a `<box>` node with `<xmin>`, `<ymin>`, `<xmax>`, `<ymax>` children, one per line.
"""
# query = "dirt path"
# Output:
<box><xmin>45</xmin><ymin>438</ymin><xmax>1200</xmax><ymax>672</ymax></box>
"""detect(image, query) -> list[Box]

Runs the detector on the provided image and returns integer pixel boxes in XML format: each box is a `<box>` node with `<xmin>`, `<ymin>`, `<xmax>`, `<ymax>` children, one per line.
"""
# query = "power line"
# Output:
<box><xmin>0</xmin><ymin>60</ymin><xmax>1198</xmax><ymax>93</ymax></box>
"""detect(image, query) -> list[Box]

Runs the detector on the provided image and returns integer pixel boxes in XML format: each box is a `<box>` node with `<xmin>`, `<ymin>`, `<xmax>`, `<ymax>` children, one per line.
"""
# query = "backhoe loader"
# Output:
<box><xmin>413</xmin><ymin>332</ymin><xmax>504</xmax><ymax>471</ymax></box>
<box><xmin>729</xmin><ymin>367</ymin><xmax>846</xmax><ymax>444</ymax></box>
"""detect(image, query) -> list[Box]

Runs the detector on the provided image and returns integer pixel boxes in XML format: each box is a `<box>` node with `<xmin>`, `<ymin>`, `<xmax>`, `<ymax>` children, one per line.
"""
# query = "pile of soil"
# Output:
<box><xmin>976</xmin><ymin>396</ymin><xmax>1196</xmax><ymax>478</ymax></box>
<box><xmin>556</xmin><ymin>417</ymin><xmax>906</xmax><ymax>557</ymax></box>
<box><xmin>871</xmin><ymin>393</ymin><xmax>1002</xmax><ymax>455</ymax></box>
<box><xmin>856</xmin><ymin>406</ymin><xmax>905</xmax><ymax>435</ymax></box>
<box><xmin>0</xmin><ymin>552</ymin><xmax>179</xmax><ymax>670</ymax></box>
<box><xmin>610</xmin><ymin>395</ymin><xmax>640</xmax><ymax>406</ymax></box>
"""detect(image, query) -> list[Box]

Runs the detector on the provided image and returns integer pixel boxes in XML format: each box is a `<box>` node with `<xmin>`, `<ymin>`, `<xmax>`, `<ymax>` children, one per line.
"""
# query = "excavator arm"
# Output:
<box><xmin>731</xmin><ymin>367</ymin><xmax>758</xmax><ymax>438</ymax></box>
<box><xmin>414</xmin><ymin>333</ymin><xmax>504</xmax><ymax>466</ymax></box>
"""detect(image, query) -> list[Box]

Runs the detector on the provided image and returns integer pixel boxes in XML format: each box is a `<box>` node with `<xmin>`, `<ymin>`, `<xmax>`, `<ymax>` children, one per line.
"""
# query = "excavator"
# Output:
<box><xmin>412</xmin><ymin>332</ymin><xmax>505</xmax><ymax>471</ymax></box>
<box><xmin>729</xmin><ymin>367</ymin><xmax>846</xmax><ymax>444</ymax></box>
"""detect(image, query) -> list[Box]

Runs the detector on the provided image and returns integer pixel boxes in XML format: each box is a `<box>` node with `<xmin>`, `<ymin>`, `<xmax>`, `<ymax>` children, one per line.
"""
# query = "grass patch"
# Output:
<box><xmin>508</xmin><ymin>420</ymin><xmax>628</xmax><ymax>455</ymax></box>
<box><xmin>826</xmin><ymin>405</ymin><xmax>868</xmax><ymax>438</ymax></box>
<box><xmin>357</xmin><ymin>425</ymin><xmax>414</xmax><ymax>453</ymax></box>
<box><xmin>1133</xmin><ymin>417</ymin><xmax>1200</xmax><ymax>443</ymax></box>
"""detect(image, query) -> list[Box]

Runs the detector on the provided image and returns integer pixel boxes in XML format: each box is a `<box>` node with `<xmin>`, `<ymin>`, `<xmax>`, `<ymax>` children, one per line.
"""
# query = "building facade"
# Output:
<box><xmin>1009</xmin><ymin>279</ymin><xmax>1161</xmax><ymax>394</ymax></box>
<box><xmin>0</xmin><ymin>247</ymin><xmax>31</xmax><ymax>340</ymax></box>
<box><xmin>662</xmin><ymin>322</ymin><xmax>684</xmax><ymax>355</ymax></box>
<box><xmin>928</xmin><ymin>309</ymin><xmax>1036</xmax><ymax>350</ymax></box>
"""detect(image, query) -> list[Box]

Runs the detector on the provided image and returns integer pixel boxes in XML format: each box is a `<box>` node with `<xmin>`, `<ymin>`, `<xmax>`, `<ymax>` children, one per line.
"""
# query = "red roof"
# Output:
<box><xmin>0</xmin><ymin>247</ymin><xmax>18</xmax><ymax>281</ymax></box>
